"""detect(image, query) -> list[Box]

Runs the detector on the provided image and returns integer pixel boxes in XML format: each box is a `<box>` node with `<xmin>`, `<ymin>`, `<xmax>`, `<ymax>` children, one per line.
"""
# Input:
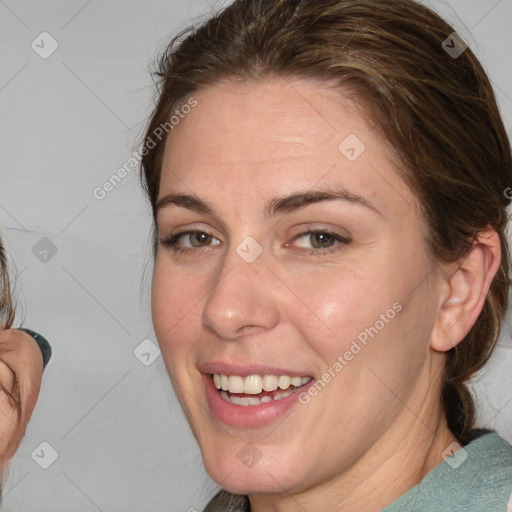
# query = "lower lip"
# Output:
<box><xmin>202</xmin><ymin>374</ymin><xmax>313</xmax><ymax>428</ymax></box>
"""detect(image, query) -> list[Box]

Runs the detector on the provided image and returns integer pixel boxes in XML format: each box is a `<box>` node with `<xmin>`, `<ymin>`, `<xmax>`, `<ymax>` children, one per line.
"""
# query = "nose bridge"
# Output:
<box><xmin>201</xmin><ymin>238</ymin><xmax>279</xmax><ymax>339</ymax></box>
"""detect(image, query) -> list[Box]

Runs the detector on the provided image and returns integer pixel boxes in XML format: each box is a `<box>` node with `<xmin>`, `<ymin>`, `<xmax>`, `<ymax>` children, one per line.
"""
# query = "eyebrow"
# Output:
<box><xmin>155</xmin><ymin>186</ymin><xmax>382</xmax><ymax>218</ymax></box>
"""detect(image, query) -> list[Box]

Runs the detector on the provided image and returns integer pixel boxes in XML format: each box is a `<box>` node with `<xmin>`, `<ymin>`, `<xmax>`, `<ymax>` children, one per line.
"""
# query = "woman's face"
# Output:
<box><xmin>152</xmin><ymin>77</ymin><xmax>446</xmax><ymax>495</ymax></box>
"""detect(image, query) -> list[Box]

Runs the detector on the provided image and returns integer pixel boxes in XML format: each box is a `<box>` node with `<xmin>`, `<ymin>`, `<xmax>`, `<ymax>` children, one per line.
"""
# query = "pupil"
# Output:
<box><xmin>193</xmin><ymin>232</ymin><xmax>210</xmax><ymax>247</ymax></box>
<box><xmin>312</xmin><ymin>233</ymin><xmax>332</xmax><ymax>249</ymax></box>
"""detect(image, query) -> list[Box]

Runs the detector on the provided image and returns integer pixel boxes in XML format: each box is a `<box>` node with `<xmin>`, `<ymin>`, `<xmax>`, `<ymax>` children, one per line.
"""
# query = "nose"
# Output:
<box><xmin>201</xmin><ymin>242</ymin><xmax>280</xmax><ymax>340</ymax></box>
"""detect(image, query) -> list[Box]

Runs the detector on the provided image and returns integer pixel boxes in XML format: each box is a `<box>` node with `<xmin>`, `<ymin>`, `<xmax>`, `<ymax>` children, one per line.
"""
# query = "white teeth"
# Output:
<box><xmin>220</xmin><ymin>387</ymin><xmax>299</xmax><ymax>406</ymax></box>
<box><xmin>229</xmin><ymin>395</ymin><xmax>242</xmax><ymax>405</ymax></box>
<box><xmin>244</xmin><ymin>375</ymin><xmax>263</xmax><ymax>394</ymax></box>
<box><xmin>228</xmin><ymin>375</ymin><xmax>244</xmax><ymax>393</ymax></box>
<box><xmin>278</xmin><ymin>375</ymin><xmax>291</xmax><ymax>389</ymax></box>
<box><xmin>213</xmin><ymin>373</ymin><xmax>312</xmax><ymax>396</ymax></box>
<box><xmin>290</xmin><ymin>376</ymin><xmax>302</xmax><ymax>387</ymax></box>
<box><xmin>262</xmin><ymin>375</ymin><xmax>278</xmax><ymax>391</ymax></box>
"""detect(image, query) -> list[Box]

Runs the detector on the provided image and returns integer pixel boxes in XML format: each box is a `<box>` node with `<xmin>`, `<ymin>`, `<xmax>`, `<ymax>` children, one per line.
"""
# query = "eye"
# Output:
<box><xmin>159</xmin><ymin>230</ymin><xmax>221</xmax><ymax>253</ymax></box>
<box><xmin>290</xmin><ymin>229</ymin><xmax>351</xmax><ymax>255</ymax></box>
<box><xmin>159</xmin><ymin>228</ymin><xmax>350</xmax><ymax>256</ymax></box>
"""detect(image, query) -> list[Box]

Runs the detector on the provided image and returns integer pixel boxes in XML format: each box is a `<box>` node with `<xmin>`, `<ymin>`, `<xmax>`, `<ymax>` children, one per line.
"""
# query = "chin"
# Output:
<box><xmin>201</xmin><ymin>445</ymin><xmax>308</xmax><ymax>496</ymax></box>
<box><xmin>207</xmin><ymin>469</ymin><xmax>291</xmax><ymax>496</ymax></box>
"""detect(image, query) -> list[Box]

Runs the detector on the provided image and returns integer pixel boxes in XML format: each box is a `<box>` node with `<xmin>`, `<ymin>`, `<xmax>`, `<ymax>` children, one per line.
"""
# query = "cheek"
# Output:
<box><xmin>290</xmin><ymin>266</ymin><xmax>398</xmax><ymax>354</ymax></box>
<box><xmin>287</xmin><ymin>251</ymin><xmax>428</xmax><ymax>395</ymax></box>
<box><xmin>151</xmin><ymin>260</ymin><xmax>203</xmax><ymax>371</ymax></box>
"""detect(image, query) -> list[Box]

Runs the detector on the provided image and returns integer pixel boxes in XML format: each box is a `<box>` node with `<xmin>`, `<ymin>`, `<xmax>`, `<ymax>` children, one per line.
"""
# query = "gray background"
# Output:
<box><xmin>0</xmin><ymin>0</ymin><xmax>511</xmax><ymax>510</ymax></box>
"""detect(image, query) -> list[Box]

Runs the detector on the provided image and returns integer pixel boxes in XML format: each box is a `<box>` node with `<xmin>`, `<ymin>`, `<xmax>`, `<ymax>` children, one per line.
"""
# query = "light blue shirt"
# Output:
<box><xmin>382</xmin><ymin>431</ymin><xmax>512</xmax><ymax>511</ymax></box>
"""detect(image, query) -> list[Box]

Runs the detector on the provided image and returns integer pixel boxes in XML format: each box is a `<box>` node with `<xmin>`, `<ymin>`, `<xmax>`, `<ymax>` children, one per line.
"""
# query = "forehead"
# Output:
<box><xmin>166</xmin><ymin>77</ymin><xmax>367</xmax><ymax>160</ymax></box>
<box><xmin>160</xmin><ymin>77</ymin><xmax>416</xmax><ymax>220</ymax></box>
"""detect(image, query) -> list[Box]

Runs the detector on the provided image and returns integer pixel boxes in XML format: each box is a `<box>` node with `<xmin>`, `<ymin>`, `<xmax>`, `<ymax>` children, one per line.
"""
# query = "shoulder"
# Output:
<box><xmin>385</xmin><ymin>431</ymin><xmax>512</xmax><ymax>512</ymax></box>
<box><xmin>469</xmin><ymin>432</ymin><xmax>512</xmax><ymax>508</ymax></box>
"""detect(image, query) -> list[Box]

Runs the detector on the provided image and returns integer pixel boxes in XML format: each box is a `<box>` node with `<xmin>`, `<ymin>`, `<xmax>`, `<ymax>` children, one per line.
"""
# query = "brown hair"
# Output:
<box><xmin>0</xmin><ymin>241</ymin><xmax>14</xmax><ymax>330</ymax></box>
<box><xmin>140</xmin><ymin>0</ymin><xmax>511</xmax><ymax>446</ymax></box>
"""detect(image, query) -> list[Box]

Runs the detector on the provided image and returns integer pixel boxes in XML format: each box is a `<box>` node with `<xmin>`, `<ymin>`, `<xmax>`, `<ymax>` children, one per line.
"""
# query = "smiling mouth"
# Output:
<box><xmin>212</xmin><ymin>373</ymin><xmax>312</xmax><ymax>406</ymax></box>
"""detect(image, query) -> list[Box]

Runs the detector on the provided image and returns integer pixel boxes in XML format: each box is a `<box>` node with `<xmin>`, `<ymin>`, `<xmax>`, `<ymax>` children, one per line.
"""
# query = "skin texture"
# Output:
<box><xmin>0</xmin><ymin>328</ymin><xmax>43</xmax><ymax>467</ymax></box>
<box><xmin>151</xmin><ymin>77</ymin><xmax>500</xmax><ymax>512</ymax></box>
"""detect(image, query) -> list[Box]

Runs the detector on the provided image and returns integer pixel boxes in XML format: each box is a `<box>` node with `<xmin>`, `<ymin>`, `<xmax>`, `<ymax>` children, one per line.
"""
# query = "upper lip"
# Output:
<box><xmin>199</xmin><ymin>361</ymin><xmax>313</xmax><ymax>378</ymax></box>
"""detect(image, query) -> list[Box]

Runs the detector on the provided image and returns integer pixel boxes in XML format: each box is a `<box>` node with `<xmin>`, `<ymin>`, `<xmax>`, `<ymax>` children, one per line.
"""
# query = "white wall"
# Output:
<box><xmin>0</xmin><ymin>0</ymin><xmax>511</xmax><ymax>510</ymax></box>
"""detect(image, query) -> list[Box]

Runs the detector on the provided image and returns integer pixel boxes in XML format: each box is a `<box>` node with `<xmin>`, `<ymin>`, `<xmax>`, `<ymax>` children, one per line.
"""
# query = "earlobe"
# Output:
<box><xmin>431</xmin><ymin>229</ymin><xmax>501</xmax><ymax>353</ymax></box>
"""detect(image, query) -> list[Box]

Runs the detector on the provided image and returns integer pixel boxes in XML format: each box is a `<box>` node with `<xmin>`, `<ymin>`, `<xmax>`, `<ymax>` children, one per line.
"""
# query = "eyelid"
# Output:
<box><xmin>160</xmin><ymin>228</ymin><xmax>219</xmax><ymax>246</ymax></box>
<box><xmin>287</xmin><ymin>223</ymin><xmax>351</xmax><ymax>242</ymax></box>
<box><xmin>291</xmin><ymin>230</ymin><xmax>350</xmax><ymax>244</ymax></box>
<box><xmin>286</xmin><ymin>228</ymin><xmax>351</xmax><ymax>253</ymax></box>
<box><xmin>159</xmin><ymin>222</ymin><xmax>219</xmax><ymax>239</ymax></box>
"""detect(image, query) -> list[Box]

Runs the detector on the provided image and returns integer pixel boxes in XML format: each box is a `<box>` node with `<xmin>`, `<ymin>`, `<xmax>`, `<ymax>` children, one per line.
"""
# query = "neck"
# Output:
<box><xmin>248</xmin><ymin>389</ymin><xmax>457</xmax><ymax>512</ymax></box>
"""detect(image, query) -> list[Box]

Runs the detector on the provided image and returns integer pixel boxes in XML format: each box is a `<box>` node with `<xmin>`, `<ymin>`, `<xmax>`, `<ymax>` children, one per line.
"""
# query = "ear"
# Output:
<box><xmin>431</xmin><ymin>228</ymin><xmax>501</xmax><ymax>352</ymax></box>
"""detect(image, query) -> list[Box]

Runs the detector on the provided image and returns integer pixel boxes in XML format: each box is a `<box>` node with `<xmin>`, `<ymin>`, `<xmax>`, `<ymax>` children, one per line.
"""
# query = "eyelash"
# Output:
<box><xmin>159</xmin><ymin>229</ymin><xmax>351</xmax><ymax>257</ymax></box>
